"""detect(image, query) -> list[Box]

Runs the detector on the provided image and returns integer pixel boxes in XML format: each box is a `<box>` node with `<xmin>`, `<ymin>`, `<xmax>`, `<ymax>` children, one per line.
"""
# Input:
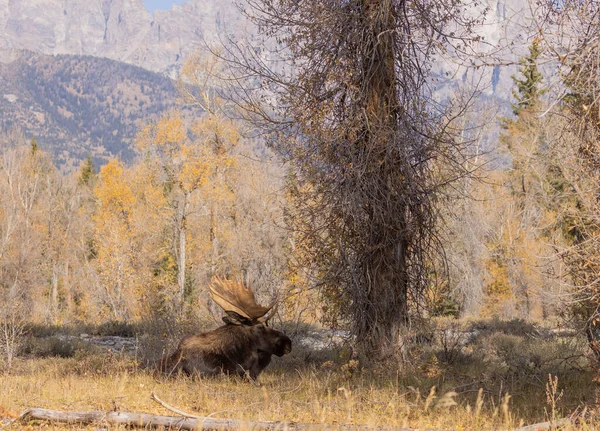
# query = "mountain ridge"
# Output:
<box><xmin>0</xmin><ymin>50</ymin><xmax>186</xmax><ymax>169</ymax></box>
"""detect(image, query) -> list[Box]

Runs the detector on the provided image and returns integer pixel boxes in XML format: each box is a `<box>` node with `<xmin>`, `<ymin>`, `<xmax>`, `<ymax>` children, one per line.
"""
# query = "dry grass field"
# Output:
<box><xmin>1</xmin><ymin>319</ymin><xmax>599</xmax><ymax>430</ymax></box>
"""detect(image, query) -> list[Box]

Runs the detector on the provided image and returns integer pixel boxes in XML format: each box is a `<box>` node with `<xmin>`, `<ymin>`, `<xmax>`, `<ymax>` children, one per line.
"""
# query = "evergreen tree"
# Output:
<box><xmin>30</xmin><ymin>137</ymin><xmax>38</xmax><ymax>155</ymax></box>
<box><xmin>79</xmin><ymin>155</ymin><xmax>96</xmax><ymax>186</ymax></box>
<box><xmin>511</xmin><ymin>38</ymin><xmax>547</xmax><ymax>116</ymax></box>
<box><xmin>493</xmin><ymin>39</ymin><xmax>557</xmax><ymax>318</ymax></box>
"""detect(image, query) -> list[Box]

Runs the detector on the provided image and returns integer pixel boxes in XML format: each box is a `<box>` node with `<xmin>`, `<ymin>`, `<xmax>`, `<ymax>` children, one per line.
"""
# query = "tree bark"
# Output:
<box><xmin>354</xmin><ymin>0</ymin><xmax>410</xmax><ymax>349</ymax></box>
<box><xmin>51</xmin><ymin>264</ymin><xmax>58</xmax><ymax>323</ymax></box>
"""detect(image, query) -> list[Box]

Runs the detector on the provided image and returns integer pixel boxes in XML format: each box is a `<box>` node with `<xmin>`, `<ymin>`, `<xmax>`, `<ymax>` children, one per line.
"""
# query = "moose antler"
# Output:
<box><xmin>209</xmin><ymin>277</ymin><xmax>277</xmax><ymax>323</ymax></box>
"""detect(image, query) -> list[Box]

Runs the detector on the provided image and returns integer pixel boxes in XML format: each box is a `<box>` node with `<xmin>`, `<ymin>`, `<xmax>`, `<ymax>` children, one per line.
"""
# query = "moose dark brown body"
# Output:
<box><xmin>165</xmin><ymin>277</ymin><xmax>292</xmax><ymax>380</ymax></box>
<box><xmin>167</xmin><ymin>323</ymin><xmax>291</xmax><ymax>379</ymax></box>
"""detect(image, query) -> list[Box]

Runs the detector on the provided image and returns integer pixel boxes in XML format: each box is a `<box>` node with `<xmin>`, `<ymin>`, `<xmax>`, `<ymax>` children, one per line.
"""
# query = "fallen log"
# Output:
<box><xmin>9</xmin><ymin>407</ymin><xmax>579</xmax><ymax>431</ymax></box>
<box><xmin>513</xmin><ymin>418</ymin><xmax>573</xmax><ymax>431</ymax></box>
<box><xmin>14</xmin><ymin>408</ymin><xmax>414</xmax><ymax>431</ymax></box>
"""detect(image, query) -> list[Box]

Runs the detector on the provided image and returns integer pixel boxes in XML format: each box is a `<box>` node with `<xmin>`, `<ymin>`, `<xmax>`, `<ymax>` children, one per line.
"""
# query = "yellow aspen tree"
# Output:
<box><xmin>129</xmin><ymin>148</ymin><xmax>177</xmax><ymax>315</ymax></box>
<box><xmin>136</xmin><ymin>111</ymin><xmax>215</xmax><ymax>306</ymax></box>
<box><xmin>180</xmin><ymin>53</ymin><xmax>295</xmax><ymax>316</ymax></box>
<box><xmin>40</xmin><ymin>168</ymin><xmax>72</xmax><ymax>324</ymax></box>
<box><xmin>190</xmin><ymin>115</ymin><xmax>238</xmax><ymax>276</ymax></box>
<box><xmin>179</xmin><ymin>53</ymin><xmax>244</xmax><ymax>276</ymax></box>
<box><xmin>93</xmin><ymin>158</ymin><xmax>138</xmax><ymax>320</ymax></box>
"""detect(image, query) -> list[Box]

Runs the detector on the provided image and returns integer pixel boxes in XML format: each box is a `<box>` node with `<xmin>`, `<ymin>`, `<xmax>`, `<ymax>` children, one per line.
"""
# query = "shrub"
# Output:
<box><xmin>95</xmin><ymin>321</ymin><xmax>136</xmax><ymax>337</ymax></box>
<box><xmin>20</xmin><ymin>336</ymin><xmax>97</xmax><ymax>358</ymax></box>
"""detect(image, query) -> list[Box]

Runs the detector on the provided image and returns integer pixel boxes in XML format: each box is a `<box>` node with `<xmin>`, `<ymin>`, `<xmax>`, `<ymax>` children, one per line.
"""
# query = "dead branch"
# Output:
<box><xmin>151</xmin><ymin>392</ymin><xmax>202</xmax><ymax>419</ymax></box>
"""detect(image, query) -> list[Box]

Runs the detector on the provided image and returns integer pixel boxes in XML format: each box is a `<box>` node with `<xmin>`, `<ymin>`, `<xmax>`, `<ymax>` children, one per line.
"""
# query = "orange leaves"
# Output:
<box><xmin>92</xmin><ymin>159</ymin><xmax>140</xmax><ymax>320</ymax></box>
<box><xmin>154</xmin><ymin>112</ymin><xmax>187</xmax><ymax>148</ymax></box>
<box><xmin>131</xmin><ymin>108</ymin><xmax>244</xmax><ymax>305</ymax></box>
<box><xmin>484</xmin><ymin>257</ymin><xmax>511</xmax><ymax>299</ymax></box>
<box><xmin>179</xmin><ymin>143</ymin><xmax>211</xmax><ymax>193</ymax></box>
<box><xmin>136</xmin><ymin>111</ymin><xmax>239</xmax><ymax>194</ymax></box>
<box><xmin>0</xmin><ymin>405</ymin><xmax>19</xmax><ymax>419</ymax></box>
<box><xmin>94</xmin><ymin>159</ymin><xmax>135</xmax><ymax>219</ymax></box>
<box><xmin>135</xmin><ymin>124</ymin><xmax>154</xmax><ymax>152</ymax></box>
<box><xmin>136</xmin><ymin>111</ymin><xmax>186</xmax><ymax>154</ymax></box>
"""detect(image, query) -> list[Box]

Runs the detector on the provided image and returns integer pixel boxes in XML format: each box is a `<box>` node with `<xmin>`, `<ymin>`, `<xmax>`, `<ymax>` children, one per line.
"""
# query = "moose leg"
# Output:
<box><xmin>233</xmin><ymin>351</ymin><xmax>260</xmax><ymax>381</ymax></box>
<box><xmin>244</xmin><ymin>351</ymin><xmax>271</xmax><ymax>381</ymax></box>
<box><xmin>256</xmin><ymin>351</ymin><xmax>272</xmax><ymax>376</ymax></box>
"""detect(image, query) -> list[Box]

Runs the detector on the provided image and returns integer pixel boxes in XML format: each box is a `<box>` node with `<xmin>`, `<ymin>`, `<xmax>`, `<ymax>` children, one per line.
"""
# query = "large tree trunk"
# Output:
<box><xmin>352</xmin><ymin>0</ymin><xmax>410</xmax><ymax>349</ymax></box>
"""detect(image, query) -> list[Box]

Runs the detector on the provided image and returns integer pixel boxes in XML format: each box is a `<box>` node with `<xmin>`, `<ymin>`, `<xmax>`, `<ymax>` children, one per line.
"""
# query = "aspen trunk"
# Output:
<box><xmin>178</xmin><ymin>194</ymin><xmax>189</xmax><ymax>303</ymax></box>
<box><xmin>51</xmin><ymin>264</ymin><xmax>58</xmax><ymax>323</ymax></box>
<box><xmin>179</xmin><ymin>222</ymin><xmax>186</xmax><ymax>301</ymax></box>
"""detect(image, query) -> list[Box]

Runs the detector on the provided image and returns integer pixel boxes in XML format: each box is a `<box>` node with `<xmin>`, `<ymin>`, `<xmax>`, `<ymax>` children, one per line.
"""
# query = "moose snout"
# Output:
<box><xmin>277</xmin><ymin>337</ymin><xmax>292</xmax><ymax>356</ymax></box>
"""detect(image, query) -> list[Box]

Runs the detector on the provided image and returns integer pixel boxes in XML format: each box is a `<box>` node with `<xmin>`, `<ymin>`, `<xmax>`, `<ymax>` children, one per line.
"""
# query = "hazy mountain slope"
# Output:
<box><xmin>0</xmin><ymin>51</ymin><xmax>181</xmax><ymax>169</ymax></box>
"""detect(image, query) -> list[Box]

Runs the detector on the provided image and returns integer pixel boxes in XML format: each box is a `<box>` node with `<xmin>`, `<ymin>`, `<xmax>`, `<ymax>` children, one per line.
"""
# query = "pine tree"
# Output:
<box><xmin>30</xmin><ymin>137</ymin><xmax>38</xmax><ymax>155</ymax></box>
<box><xmin>493</xmin><ymin>39</ymin><xmax>556</xmax><ymax>318</ymax></box>
<box><xmin>78</xmin><ymin>155</ymin><xmax>96</xmax><ymax>186</ymax></box>
<box><xmin>511</xmin><ymin>38</ymin><xmax>547</xmax><ymax>116</ymax></box>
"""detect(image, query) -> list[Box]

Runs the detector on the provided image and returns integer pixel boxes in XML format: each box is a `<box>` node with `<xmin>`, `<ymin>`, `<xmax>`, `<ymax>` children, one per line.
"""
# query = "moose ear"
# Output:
<box><xmin>223</xmin><ymin>311</ymin><xmax>253</xmax><ymax>326</ymax></box>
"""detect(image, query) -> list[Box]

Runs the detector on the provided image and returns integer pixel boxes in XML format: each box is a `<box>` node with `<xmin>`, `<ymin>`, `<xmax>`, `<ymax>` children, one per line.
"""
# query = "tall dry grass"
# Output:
<box><xmin>0</xmin><ymin>318</ymin><xmax>598</xmax><ymax>430</ymax></box>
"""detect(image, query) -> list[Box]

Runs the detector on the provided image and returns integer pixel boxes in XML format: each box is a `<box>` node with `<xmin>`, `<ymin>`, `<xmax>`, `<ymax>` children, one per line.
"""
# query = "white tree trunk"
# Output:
<box><xmin>178</xmin><ymin>193</ymin><xmax>189</xmax><ymax>303</ymax></box>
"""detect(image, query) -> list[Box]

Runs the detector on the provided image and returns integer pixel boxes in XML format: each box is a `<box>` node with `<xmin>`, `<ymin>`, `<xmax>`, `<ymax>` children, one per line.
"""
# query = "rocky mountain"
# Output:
<box><xmin>0</xmin><ymin>0</ymin><xmax>529</xmax><ymax>91</ymax></box>
<box><xmin>0</xmin><ymin>0</ymin><xmax>246</xmax><ymax>76</ymax></box>
<box><xmin>0</xmin><ymin>51</ymin><xmax>186</xmax><ymax>169</ymax></box>
<box><xmin>0</xmin><ymin>0</ymin><xmax>533</xmax><ymax>169</ymax></box>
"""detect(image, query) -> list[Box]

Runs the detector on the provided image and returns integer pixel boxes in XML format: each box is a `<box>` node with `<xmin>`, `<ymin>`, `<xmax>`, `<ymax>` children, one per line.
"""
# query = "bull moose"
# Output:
<box><xmin>165</xmin><ymin>277</ymin><xmax>292</xmax><ymax>380</ymax></box>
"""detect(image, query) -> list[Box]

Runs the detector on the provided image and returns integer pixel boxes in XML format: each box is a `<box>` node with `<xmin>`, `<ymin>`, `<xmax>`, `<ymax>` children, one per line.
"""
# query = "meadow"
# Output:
<box><xmin>1</xmin><ymin>318</ymin><xmax>597</xmax><ymax>430</ymax></box>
